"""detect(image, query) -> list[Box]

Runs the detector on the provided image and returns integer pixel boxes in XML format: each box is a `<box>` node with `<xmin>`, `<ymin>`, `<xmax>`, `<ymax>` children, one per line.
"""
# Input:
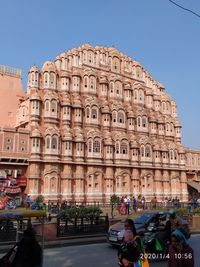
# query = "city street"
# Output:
<box><xmin>44</xmin><ymin>234</ymin><xmax>200</xmax><ymax>267</ymax></box>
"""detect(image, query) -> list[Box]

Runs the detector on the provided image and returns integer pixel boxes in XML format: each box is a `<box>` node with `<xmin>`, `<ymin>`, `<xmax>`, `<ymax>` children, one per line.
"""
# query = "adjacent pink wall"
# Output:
<box><xmin>0</xmin><ymin>70</ymin><xmax>24</xmax><ymax>127</ymax></box>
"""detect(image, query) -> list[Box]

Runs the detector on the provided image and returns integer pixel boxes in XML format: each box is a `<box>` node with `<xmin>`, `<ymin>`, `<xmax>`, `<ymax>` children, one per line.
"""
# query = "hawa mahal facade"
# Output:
<box><xmin>0</xmin><ymin>44</ymin><xmax>200</xmax><ymax>202</ymax></box>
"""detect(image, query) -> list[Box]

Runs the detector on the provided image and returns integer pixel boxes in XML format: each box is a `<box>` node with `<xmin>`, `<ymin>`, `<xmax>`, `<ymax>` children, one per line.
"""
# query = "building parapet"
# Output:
<box><xmin>0</xmin><ymin>65</ymin><xmax>22</xmax><ymax>78</ymax></box>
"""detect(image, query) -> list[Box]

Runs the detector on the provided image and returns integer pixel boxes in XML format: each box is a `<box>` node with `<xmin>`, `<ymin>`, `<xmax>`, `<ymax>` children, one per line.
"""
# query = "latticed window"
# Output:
<box><xmin>145</xmin><ymin>145</ymin><xmax>151</xmax><ymax>158</ymax></box>
<box><xmin>46</xmin><ymin>136</ymin><xmax>50</xmax><ymax>149</ymax></box>
<box><xmin>86</xmin><ymin>107</ymin><xmax>90</xmax><ymax>118</ymax></box>
<box><xmin>121</xmin><ymin>142</ymin><xmax>128</xmax><ymax>154</ymax></box>
<box><xmin>51</xmin><ymin>100</ymin><xmax>57</xmax><ymax>113</ymax></box>
<box><xmin>44</xmin><ymin>73</ymin><xmax>49</xmax><ymax>88</ymax></box>
<box><xmin>118</xmin><ymin>112</ymin><xmax>125</xmax><ymax>123</ymax></box>
<box><xmin>50</xmin><ymin>73</ymin><xmax>56</xmax><ymax>88</ymax></box>
<box><xmin>88</xmin><ymin>139</ymin><xmax>92</xmax><ymax>152</ymax></box>
<box><xmin>142</xmin><ymin>117</ymin><xmax>147</xmax><ymax>127</ymax></box>
<box><xmin>52</xmin><ymin>136</ymin><xmax>57</xmax><ymax>149</ymax></box>
<box><xmin>113</xmin><ymin>111</ymin><xmax>117</xmax><ymax>122</ymax></box>
<box><xmin>134</xmin><ymin>90</ymin><xmax>138</xmax><ymax>100</ymax></box>
<box><xmin>137</xmin><ymin>117</ymin><xmax>141</xmax><ymax>127</ymax></box>
<box><xmin>84</xmin><ymin>76</ymin><xmax>88</xmax><ymax>88</ymax></box>
<box><xmin>45</xmin><ymin>101</ymin><xmax>50</xmax><ymax>112</ymax></box>
<box><xmin>90</xmin><ymin>76</ymin><xmax>96</xmax><ymax>90</ymax></box>
<box><xmin>141</xmin><ymin>146</ymin><xmax>145</xmax><ymax>157</ymax></box>
<box><xmin>116</xmin><ymin>142</ymin><xmax>120</xmax><ymax>154</ymax></box>
<box><xmin>93</xmin><ymin>140</ymin><xmax>100</xmax><ymax>153</ymax></box>
<box><xmin>91</xmin><ymin>108</ymin><xmax>97</xmax><ymax>119</ymax></box>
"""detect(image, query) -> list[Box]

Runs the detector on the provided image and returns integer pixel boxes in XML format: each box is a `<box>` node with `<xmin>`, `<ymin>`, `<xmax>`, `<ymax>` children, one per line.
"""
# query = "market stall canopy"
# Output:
<box><xmin>4</xmin><ymin>185</ymin><xmax>21</xmax><ymax>194</ymax></box>
<box><xmin>0</xmin><ymin>209</ymin><xmax>46</xmax><ymax>219</ymax></box>
<box><xmin>187</xmin><ymin>181</ymin><xmax>200</xmax><ymax>192</ymax></box>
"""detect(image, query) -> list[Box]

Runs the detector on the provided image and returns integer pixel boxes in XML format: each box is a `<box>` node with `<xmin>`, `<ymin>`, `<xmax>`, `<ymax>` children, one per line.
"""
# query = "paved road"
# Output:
<box><xmin>1</xmin><ymin>235</ymin><xmax>199</xmax><ymax>266</ymax></box>
<box><xmin>43</xmin><ymin>234</ymin><xmax>200</xmax><ymax>267</ymax></box>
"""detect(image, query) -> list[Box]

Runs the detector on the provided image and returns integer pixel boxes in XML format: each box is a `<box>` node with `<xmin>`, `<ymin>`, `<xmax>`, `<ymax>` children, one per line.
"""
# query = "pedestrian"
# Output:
<box><xmin>25</xmin><ymin>195</ymin><xmax>30</xmax><ymax>209</ymax></box>
<box><xmin>166</xmin><ymin>229</ymin><xmax>194</xmax><ymax>267</ymax></box>
<box><xmin>132</xmin><ymin>196</ymin><xmax>137</xmax><ymax>212</ymax></box>
<box><xmin>13</xmin><ymin>227</ymin><xmax>42</xmax><ymax>267</ymax></box>
<box><xmin>120</xmin><ymin>196</ymin><xmax>126</xmax><ymax>215</ymax></box>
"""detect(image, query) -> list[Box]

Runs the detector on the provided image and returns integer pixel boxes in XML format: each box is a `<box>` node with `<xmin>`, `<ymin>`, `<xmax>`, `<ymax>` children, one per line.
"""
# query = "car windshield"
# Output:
<box><xmin>134</xmin><ymin>213</ymin><xmax>154</xmax><ymax>224</ymax></box>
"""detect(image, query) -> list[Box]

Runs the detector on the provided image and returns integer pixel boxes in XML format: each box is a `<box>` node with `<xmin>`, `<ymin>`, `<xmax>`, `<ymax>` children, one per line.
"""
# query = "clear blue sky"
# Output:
<box><xmin>0</xmin><ymin>0</ymin><xmax>200</xmax><ymax>149</ymax></box>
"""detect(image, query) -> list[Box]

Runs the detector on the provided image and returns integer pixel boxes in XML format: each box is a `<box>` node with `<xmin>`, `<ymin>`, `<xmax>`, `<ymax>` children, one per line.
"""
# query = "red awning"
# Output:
<box><xmin>4</xmin><ymin>186</ymin><xmax>21</xmax><ymax>194</ymax></box>
<box><xmin>17</xmin><ymin>177</ymin><xmax>27</xmax><ymax>187</ymax></box>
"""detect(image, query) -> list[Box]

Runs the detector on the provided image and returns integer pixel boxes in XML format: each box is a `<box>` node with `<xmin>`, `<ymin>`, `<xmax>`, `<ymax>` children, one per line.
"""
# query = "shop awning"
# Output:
<box><xmin>4</xmin><ymin>186</ymin><xmax>21</xmax><ymax>194</ymax></box>
<box><xmin>187</xmin><ymin>181</ymin><xmax>200</xmax><ymax>192</ymax></box>
<box><xmin>17</xmin><ymin>177</ymin><xmax>27</xmax><ymax>186</ymax></box>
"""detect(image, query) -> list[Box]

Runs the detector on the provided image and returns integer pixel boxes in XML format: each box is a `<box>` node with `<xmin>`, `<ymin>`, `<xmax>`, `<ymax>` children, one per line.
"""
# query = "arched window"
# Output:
<box><xmin>116</xmin><ymin>142</ymin><xmax>120</xmax><ymax>154</ymax></box>
<box><xmin>115</xmin><ymin>81</ymin><xmax>122</xmax><ymax>96</ymax></box>
<box><xmin>46</xmin><ymin>135</ymin><xmax>51</xmax><ymax>149</ymax></box>
<box><xmin>45</xmin><ymin>100</ymin><xmax>50</xmax><ymax>112</ymax></box>
<box><xmin>137</xmin><ymin>117</ymin><xmax>141</xmax><ymax>127</ymax></box>
<box><xmin>44</xmin><ymin>73</ymin><xmax>49</xmax><ymax>88</ymax></box>
<box><xmin>121</xmin><ymin>141</ymin><xmax>128</xmax><ymax>154</ymax></box>
<box><xmin>91</xmin><ymin>108</ymin><xmax>98</xmax><ymax>119</ymax></box>
<box><xmin>162</xmin><ymin>102</ymin><xmax>166</xmax><ymax>113</ymax></box>
<box><xmin>141</xmin><ymin>145</ymin><xmax>145</xmax><ymax>157</ymax></box>
<box><xmin>51</xmin><ymin>100</ymin><xmax>57</xmax><ymax>113</ymax></box>
<box><xmin>139</xmin><ymin>89</ymin><xmax>144</xmax><ymax>102</ymax></box>
<box><xmin>90</xmin><ymin>76</ymin><xmax>96</xmax><ymax>90</ymax></box>
<box><xmin>170</xmin><ymin>150</ymin><xmax>174</xmax><ymax>160</ymax></box>
<box><xmin>170</xmin><ymin>123</ymin><xmax>174</xmax><ymax>133</ymax></box>
<box><xmin>142</xmin><ymin>116</ymin><xmax>147</xmax><ymax>127</ymax></box>
<box><xmin>112</xmin><ymin>111</ymin><xmax>117</xmax><ymax>122</ymax></box>
<box><xmin>93</xmin><ymin>139</ymin><xmax>100</xmax><ymax>153</ymax></box>
<box><xmin>84</xmin><ymin>76</ymin><xmax>89</xmax><ymax>88</ymax></box>
<box><xmin>134</xmin><ymin>90</ymin><xmax>138</xmax><ymax>100</ymax></box>
<box><xmin>50</xmin><ymin>72</ymin><xmax>56</xmax><ymax>89</ymax></box>
<box><xmin>110</xmin><ymin>82</ymin><xmax>114</xmax><ymax>94</ymax></box>
<box><xmin>86</xmin><ymin>107</ymin><xmax>90</xmax><ymax>118</ymax></box>
<box><xmin>118</xmin><ymin>111</ymin><xmax>125</xmax><ymax>123</ymax></box>
<box><xmin>88</xmin><ymin>51</ymin><xmax>94</xmax><ymax>64</ymax></box>
<box><xmin>88</xmin><ymin>139</ymin><xmax>92</xmax><ymax>152</ymax></box>
<box><xmin>145</xmin><ymin>145</ymin><xmax>151</xmax><ymax>158</ymax></box>
<box><xmin>112</xmin><ymin>57</ymin><xmax>120</xmax><ymax>73</ymax></box>
<box><xmin>51</xmin><ymin>135</ymin><xmax>58</xmax><ymax>149</ymax></box>
<box><xmin>174</xmin><ymin>150</ymin><xmax>178</xmax><ymax>160</ymax></box>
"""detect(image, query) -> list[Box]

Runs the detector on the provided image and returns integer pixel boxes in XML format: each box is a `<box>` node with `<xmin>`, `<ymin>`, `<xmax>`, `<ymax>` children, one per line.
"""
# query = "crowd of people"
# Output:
<box><xmin>117</xmin><ymin>212</ymin><xmax>194</xmax><ymax>267</ymax></box>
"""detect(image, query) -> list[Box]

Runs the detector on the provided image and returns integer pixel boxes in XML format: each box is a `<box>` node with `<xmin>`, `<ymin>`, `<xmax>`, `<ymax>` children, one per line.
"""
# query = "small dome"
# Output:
<box><xmin>29</xmin><ymin>65</ymin><xmax>39</xmax><ymax>73</ymax></box>
<box><xmin>161</xmin><ymin>144</ymin><xmax>168</xmax><ymax>151</ymax></box>
<box><xmin>31</xmin><ymin>128</ymin><xmax>41</xmax><ymax>138</ymax></box>
<box><xmin>153</xmin><ymin>144</ymin><xmax>160</xmax><ymax>151</ymax></box>
<box><xmin>149</xmin><ymin>116</ymin><xmax>157</xmax><ymax>122</ymax></box>
<box><xmin>62</xmin><ymin>126</ymin><xmax>72</xmax><ymax>140</ymax></box>
<box><xmin>30</xmin><ymin>93</ymin><xmax>41</xmax><ymax>101</ymax></box>
<box><xmin>130</xmin><ymin>140</ymin><xmax>139</xmax><ymax>148</ymax></box>
<box><xmin>157</xmin><ymin>117</ymin><xmax>165</xmax><ymax>124</ymax></box>
<box><xmin>61</xmin><ymin>95</ymin><xmax>71</xmax><ymax>106</ymax></box>
<box><xmin>101</xmin><ymin>105</ymin><xmax>110</xmax><ymax>113</ymax></box>
<box><xmin>72</xmin><ymin>70</ymin><xmax>81</xmax><ymax>77</ymax></box>
<box><xmin>127</xmin><ymin>110</ymin><xmax>135</xmax><ymax>118</ymax></box>
<box><xmin>74</xmin><ymin>128</ymin><xmax>84</xmax><ymax>142</ymax></box>
<box><xmin>153</xmin><ymin>95</ymin><xmax>160</xmax><ymax>101</ymax></box>
<box><xmin>72</xmin><ymin>96</ymin><xmax>82</xmax><ymax>107</ymax></box>
<box><xmin>42</xmin><ymin>61</ymin><xmax>57</xmax><ymax>73</ymax></box>
<box><xmin>174</xmin><ymin>119</ymin><xmax>181</xmax><ymax>127</ymax></box>
<box><xmin>104</xmin><ymin>137</ymin><xmax>113</xmax><ymax>145</ymax></box>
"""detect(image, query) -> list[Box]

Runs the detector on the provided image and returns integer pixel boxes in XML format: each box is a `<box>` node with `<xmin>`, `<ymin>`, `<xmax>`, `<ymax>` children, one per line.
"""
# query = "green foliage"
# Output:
<box><xmin>175</xmin><ymin>207</ymin><xmax>188</xmax><ymax>216</ymax></box>
<box><xmin>58</xmin><ymin>206</ymin><xmax>103</xmax><ymax>219</ymax></box>
<box><xmin>194</xmin><ymin>207</ymin><xmax>200</xmax><ymax>214</ymax></box>
<box><xmin>110</xmin><ymin>194</ymin><xmax>120</xmax><ymax>205</ymax></box>
<box><xmin>35</xmin><ymin>195</ymin><xmax>44</xmax><ymax>204</ymax></box>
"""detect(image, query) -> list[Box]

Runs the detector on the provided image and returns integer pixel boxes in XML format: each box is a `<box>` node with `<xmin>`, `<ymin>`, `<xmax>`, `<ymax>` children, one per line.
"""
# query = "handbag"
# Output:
<box><xmin>0</xmin><ymin>244</ymin><xmax>18</xmax><ymax>267</ymax></box>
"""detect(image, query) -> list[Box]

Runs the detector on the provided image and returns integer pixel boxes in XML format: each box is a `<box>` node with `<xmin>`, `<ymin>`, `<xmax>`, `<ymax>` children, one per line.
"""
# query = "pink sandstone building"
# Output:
<box><xmin>0</xmin><ymin>44</ymin><xmax>200</xmax><ymax>203</ymax></box>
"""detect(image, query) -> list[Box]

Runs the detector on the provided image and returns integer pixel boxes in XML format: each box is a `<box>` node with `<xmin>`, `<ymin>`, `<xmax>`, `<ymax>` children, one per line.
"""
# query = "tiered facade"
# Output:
<box><xmin>16</xmin><ymin>44</ymin><xmax>190</xmax><ymax>202</ymax></box>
